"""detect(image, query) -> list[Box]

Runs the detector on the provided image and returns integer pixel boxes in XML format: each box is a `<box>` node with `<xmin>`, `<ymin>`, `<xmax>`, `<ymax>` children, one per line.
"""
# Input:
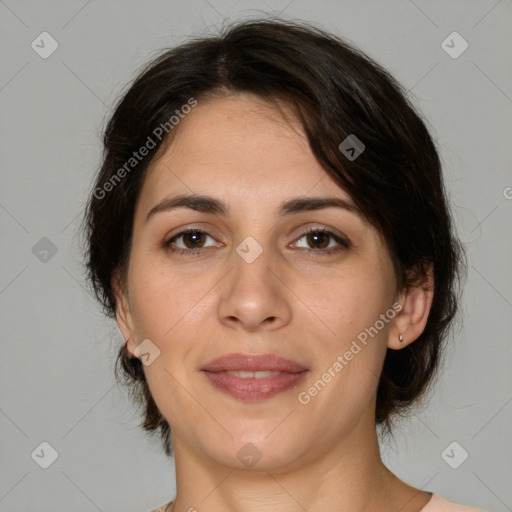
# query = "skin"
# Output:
<box><xmin>115</xmin><ymin>93</ymin><xmax>434</xmax><ymax>512</ymax></box>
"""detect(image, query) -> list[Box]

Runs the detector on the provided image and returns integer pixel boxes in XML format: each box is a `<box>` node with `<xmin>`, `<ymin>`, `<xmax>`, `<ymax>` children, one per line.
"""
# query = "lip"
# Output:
<box><xmin>202</xmin><ymin>353</ymin><xmax>308</xmax><ymax>373</ymax></box>
<box><xmin>201</xmin><ymin>353</ymin><xmax>309</xmax><ymax>401</ymax></box>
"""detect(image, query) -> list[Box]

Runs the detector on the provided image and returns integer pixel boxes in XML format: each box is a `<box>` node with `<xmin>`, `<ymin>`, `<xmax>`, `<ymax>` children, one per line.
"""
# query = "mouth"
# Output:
<box><xmin>201</xmin><ymin>353</ymin><xmax>309</xmax><ymax>401</ymax></box>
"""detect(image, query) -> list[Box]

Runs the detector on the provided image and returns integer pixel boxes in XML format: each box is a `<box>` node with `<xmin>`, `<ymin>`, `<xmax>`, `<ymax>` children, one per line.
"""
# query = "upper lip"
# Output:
<box><xmin>201</xmin><ymin>353</ymin><xmax>308</xmax><ymax>373</ymax></box>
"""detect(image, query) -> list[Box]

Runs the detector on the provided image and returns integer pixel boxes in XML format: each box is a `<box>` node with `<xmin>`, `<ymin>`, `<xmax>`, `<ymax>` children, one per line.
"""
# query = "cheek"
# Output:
<box><xmin>127</xmin><ymin>254</ymin><xmax>214</xmax><ymax>339</ymax></box>
<box><xmin>294</xmin><ymin>264</ymin><xmax>391</xmax><ymax>345</ymax></box>
<box><xmin>126</xmin><ymin>262</ymin><xmax>212</xmax><ymax>419</ymax></box>
<box><xmin>295</xmin><ymin>262</ymin><xmax>392</xmax><ymax>405</ymax></box>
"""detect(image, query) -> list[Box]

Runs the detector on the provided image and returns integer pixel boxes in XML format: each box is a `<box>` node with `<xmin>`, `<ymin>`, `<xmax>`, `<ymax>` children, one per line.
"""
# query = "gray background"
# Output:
<box><xmin>0</xmin><ymin>1</ymin><xmax>511</xmax><ymax>511</ymax></box>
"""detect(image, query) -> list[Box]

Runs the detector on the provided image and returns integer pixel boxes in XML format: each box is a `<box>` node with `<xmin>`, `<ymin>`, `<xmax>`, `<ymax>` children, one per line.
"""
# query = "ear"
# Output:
<box><xmin>388</xmin><ymin>265</ymin><xmax>434</xmax><ymax>350</ymax></box>
<box><xmin>112</xmin><ymin>271</ymin><xmax>138</xmax><ymax>358</ymax></box>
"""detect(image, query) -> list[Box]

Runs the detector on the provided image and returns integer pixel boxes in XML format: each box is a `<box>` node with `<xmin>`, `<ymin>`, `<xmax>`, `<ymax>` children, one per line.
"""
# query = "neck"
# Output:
<box><xmin>168</xmin><ymin>413</ymin><xmax>430</xmax><ymax>512</ymax></box>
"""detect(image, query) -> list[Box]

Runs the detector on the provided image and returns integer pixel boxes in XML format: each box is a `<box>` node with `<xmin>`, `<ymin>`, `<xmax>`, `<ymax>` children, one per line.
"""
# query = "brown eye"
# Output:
<box><xmin>165</xmin><ymin>229</ymin><xmax>217</xmax><ymax>254</ymax></box>
<box><xmin>292</xmin><ymin>228</ymin><xmax>350</xmax><ymax>255</ymax></box>
<box><xmin>306</xmin><ymin>231</ymin><xmax>330</xmax><ymax>249</ymax></box>
<box><xmin>181</xmin><ymin>231</ymin><xmax>206</xmax><ymax>248</ymax></box>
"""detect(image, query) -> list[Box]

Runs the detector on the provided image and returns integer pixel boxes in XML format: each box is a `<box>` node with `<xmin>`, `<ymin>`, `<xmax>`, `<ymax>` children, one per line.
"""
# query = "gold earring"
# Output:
<box><xmin>399</xmin><ymin>334</ymin><xmax>404</xmax><ymax>343</ymax></box>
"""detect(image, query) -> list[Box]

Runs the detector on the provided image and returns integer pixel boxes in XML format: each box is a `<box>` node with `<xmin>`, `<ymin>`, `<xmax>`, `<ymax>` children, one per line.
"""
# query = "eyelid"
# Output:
<box><xmin>164</xmin><ymin>223</ymin><xmax>223</xmax><ymax>243</ymax></box>
<box><xmin>289</xmin><ymin>224</ymin><xmax>349</xmax><ymax>244</ymax></box>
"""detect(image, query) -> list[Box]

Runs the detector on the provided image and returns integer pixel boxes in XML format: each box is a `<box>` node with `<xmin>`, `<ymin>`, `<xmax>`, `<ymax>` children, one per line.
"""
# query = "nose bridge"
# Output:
<box><xmin>218</xmin><ymin>233</ymin><xmax>292</xmax><ymax>330</ymax></box>
<box><xmin>231</xmin><ymin>234</ymin><xmax>279</xmax><ymax>297</ymax></box>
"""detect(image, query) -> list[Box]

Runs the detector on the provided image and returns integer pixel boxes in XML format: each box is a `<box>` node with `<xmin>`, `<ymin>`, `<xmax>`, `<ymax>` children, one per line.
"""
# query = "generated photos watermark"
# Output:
<box><xmin>93</xmin><ymin>97</ymin><xmax>198</xmax><ymax>200</ymax></box>
<box><xmin>297</xmin><ymin>302</ymin><xmax>402</xmax><ymax>405</ymax></box>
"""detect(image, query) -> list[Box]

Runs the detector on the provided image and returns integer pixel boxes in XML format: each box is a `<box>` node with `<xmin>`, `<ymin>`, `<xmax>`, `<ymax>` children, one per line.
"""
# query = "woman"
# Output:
<box><xmin>82</xmin><ymin>18</ymin><xmax>481</xmax><ymax>512</ymax></box>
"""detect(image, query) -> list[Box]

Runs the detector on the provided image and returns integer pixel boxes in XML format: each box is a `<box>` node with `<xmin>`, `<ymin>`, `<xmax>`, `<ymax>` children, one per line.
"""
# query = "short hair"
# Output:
<box><xmin>81</xmin><ymin>18</ymin><xmax>465</xmax><ymax>456</ymax></box>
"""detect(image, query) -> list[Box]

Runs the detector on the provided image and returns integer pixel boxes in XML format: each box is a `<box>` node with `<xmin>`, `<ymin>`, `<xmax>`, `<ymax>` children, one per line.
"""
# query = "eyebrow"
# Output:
<box><xmin>145</xmin><ymin>194</ymin><xmax>360</xmax><ymax>223</ymax></box>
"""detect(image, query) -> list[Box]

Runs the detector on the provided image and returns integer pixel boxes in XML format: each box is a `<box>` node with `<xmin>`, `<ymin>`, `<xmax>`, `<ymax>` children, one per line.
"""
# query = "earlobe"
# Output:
<box><xmin>388</xmin><ymin>267</ymin><xmax>434</xmax><ymax>350</ymax></box>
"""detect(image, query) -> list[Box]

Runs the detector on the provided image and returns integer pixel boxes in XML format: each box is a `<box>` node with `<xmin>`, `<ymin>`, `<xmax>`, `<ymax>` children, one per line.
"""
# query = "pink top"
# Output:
<box><xmin>149</xmin><ymin>493</ymin><xmax>484</xmax><ymax>511</ymax></box>
<box><xmin>423</xmin><ymin>494</ymin><xmax>483</xmax><ymax>511</ymax></box>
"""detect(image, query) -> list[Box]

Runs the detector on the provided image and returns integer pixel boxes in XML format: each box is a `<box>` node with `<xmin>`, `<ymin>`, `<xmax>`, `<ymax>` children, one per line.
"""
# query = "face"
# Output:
<box><xmin>116</xmin><ymin>93</ymin><xmax>403</xmax><ymax>472</ymax></box>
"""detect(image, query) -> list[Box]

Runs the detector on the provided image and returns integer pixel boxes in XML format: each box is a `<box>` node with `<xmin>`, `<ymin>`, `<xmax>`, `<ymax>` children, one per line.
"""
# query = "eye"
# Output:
<box><xmin>165</xmin><ymin>229</ymin><xmax>218</xmax><ymax>255</ymax></box>
<box><xmin>291</xmin><ymin>228</ymin><xmax>350</xmax><ymax>255</ymax></box>
<box><xmin>164</xmin><ymin>227</ymin><xmax>350</xmax><ymax>257</ymax></box>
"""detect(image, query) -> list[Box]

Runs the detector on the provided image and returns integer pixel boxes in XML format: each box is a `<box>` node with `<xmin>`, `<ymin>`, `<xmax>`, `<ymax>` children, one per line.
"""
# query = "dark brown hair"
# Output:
<box><xmin>81</xmin><ymin>18</ymin><xmax>465</xmax><ymax>456</ymax></box>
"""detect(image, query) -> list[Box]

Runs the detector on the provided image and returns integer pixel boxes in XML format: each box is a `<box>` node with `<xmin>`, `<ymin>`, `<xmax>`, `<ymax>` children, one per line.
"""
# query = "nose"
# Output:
<box><xmin>217</xmin><ymin>242</ymin><xmax>293</xmax><ymax>332</ymax></box>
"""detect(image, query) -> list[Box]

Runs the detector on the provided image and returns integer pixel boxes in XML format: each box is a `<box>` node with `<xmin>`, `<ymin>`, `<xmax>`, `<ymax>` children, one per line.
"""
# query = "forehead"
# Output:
<box><xmin>137</xmin><ymin>93</ymin><xmax>353</xmax><ymax>214</ymax></box>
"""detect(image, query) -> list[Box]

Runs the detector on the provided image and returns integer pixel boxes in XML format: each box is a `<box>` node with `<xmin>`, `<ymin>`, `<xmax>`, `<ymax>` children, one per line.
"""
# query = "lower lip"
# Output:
<box><xmin>202</xmin><ymin>370</ymin><xmax>308</xmax><ymax>401</ymax></box>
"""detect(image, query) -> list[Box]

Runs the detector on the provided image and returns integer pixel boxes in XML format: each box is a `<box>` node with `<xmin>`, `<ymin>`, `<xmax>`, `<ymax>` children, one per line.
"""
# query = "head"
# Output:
<box><xmin>82</xmin><ymin>19</ymin><xmax>464</xmax><ymax>466</ymax></box>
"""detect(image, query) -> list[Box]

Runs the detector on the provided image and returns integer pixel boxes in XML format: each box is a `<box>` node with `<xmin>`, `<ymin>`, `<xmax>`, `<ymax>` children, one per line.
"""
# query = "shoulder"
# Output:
<box><xmin>423</xmin><ymin>493</ymin><xmax>485</xmax><ymax>512</ymax></box>
<box><xmin>149</xmin><ymin>502</ymin><xmax>172</xmax><ymax>512</ymax></box>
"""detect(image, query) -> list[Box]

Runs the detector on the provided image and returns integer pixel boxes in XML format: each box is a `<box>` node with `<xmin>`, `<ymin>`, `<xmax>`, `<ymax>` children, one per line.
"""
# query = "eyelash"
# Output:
<box><xmin>164</xmin><ymin>227</ymin><xmax>350</xmax><ymax>257</ymax></box>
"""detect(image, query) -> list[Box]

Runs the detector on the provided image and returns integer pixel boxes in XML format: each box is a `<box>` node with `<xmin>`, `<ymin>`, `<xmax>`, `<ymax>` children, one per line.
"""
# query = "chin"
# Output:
<box><xmin>196</xmin><ymin>426</ymin><xmax>307</xmax><ymax>473</ymax></box>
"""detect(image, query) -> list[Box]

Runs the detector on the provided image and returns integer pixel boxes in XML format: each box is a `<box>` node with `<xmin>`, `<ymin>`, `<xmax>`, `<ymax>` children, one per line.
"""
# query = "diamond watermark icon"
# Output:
<box><xmin>237</xmin><ymin>442</ymin><xmax>262</xmax><ymax>468</ymax></box>
<box><xmin>31</xmin><ymin>441</ymin><xmax>59</xmax><ymax>469</ymax></box>
<box><xmin>338</xmin><ymin>134</ymin><xmax>365</xmax><ymax>161</ymax></box>
<box><xmin>441</xmin><ymin>441</ymin><xmax>469</xmax><ymax>469</ymax></box>
<box><xmin>31</xmin><ymin>32</ymin><xmax>59</xmax><ymax>59</ymax></box>
<box><xmin>133</xmin><ymin>338</ymin><xmax>161</xmax><ymax>366</ymax></box>
<box><xmin>236</xmin><ymin>236</ymin><xmax>263</xmax><ymax>264</ymax></box>
<box><xmin>441</xmin><ymin>32</ymin><xmax>468</xmax><ymax>59</ymax></box>
<box><xmin>32</xmin><ymin>237</ymin><xmax>58</xmax><ymax>263</ymax></box>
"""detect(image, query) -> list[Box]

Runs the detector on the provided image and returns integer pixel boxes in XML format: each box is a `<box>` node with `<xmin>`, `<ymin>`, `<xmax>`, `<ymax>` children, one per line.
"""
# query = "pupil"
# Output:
<box><xmin>309</xmin><ymin>232</ymin><xmax>328</xmax><ymax>249</ymax></box>
<box><xmin>185</xmin><ymin>232</ymin><xmax>203</xmax><ymax>248</ymax></box>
